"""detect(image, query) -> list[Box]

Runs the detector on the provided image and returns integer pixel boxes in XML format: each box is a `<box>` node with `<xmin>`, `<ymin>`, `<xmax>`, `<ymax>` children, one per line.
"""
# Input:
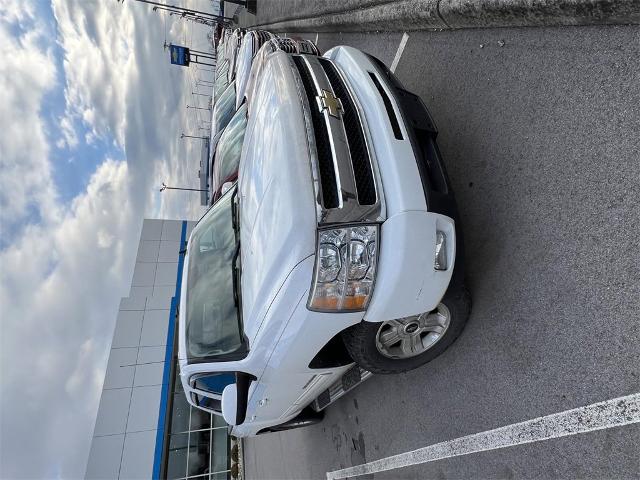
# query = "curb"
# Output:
<box><xmin>241</xmin><ymin>0</ymin><xmax>640</xmax><ymax>32</ymax></box>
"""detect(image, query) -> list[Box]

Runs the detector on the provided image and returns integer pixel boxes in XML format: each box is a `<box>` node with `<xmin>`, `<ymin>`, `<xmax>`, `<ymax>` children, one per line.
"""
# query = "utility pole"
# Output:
<box><xmin>160</xmin><ymin>182</ymin><xmax>208</xmax><ymax>193</ymax></box>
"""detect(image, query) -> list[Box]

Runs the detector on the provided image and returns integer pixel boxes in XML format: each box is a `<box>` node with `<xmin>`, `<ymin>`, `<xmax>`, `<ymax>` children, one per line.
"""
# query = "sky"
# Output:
<box><xmin>0</xmin><ymin>1</ymin><xmax>216</xmax><ymax>477</ymax></box>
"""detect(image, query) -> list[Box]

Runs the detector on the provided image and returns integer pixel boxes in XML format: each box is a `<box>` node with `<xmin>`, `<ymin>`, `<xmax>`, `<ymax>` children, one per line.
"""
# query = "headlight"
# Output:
<box><xmin>308</xmin><ymin>224</ymin><xmax>379</xmax><ymax>312</ymax></box>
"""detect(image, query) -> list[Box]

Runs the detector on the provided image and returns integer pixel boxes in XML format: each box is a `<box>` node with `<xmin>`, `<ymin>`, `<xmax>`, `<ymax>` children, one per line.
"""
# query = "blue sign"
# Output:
<box><xmin>169</xmin><ymin>44</ymin><xmax>190</xmax><ymax>67</ymax></box>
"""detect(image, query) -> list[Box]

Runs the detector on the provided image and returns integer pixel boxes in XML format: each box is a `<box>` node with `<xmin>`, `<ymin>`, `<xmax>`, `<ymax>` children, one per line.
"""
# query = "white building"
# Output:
<box><xmin>85</xmin><ymin>219</ymin><xmax>231</xmax><ymax>480</ymax></box>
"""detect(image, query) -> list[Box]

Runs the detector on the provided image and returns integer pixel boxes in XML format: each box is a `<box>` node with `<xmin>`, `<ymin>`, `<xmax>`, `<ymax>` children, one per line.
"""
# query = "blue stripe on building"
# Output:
<box><xmin>152</xmin><ymin>220</ymin><xmax>188</xmax><ymax>479</ymax></box>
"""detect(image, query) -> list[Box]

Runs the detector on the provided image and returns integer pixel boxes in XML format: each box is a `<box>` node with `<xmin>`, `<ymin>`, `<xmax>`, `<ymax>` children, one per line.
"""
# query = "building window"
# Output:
<box><xmin>163</xmin><ymin>360</ymin><xmax>231</xmax><ymax>479</ymax></box>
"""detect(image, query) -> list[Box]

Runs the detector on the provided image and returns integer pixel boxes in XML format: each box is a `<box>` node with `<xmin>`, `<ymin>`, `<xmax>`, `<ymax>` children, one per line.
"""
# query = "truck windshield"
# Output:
<box><xmin>185</xmin><ymin>187</ymin><xmax>246</xmax><ymax>361</ymax></box>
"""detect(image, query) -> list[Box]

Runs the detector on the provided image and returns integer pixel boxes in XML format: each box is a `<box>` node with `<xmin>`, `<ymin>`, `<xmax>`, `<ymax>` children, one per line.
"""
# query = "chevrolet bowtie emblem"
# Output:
<box><xmin>317</xmin><ymin>89</ymin><xmax>344</xmax><ymax>118</ymax></box>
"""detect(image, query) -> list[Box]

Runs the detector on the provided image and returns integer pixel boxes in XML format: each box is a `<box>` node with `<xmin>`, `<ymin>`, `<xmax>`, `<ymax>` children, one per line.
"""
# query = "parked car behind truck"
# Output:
<box><xmin>179</xmin><ymin>41</ymin><xmax>470</xmax><ymax>437</ymax></box>
<box><xmin>207</xmin><ymin>34</ymin><xmax>322</xmax><ymax>206</ymax></box>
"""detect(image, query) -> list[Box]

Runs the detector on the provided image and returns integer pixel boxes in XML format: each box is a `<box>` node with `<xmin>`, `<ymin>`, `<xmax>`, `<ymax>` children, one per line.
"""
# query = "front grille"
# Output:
<box><xmin>297</xmin><ymin>40</ymin><xmax>320</xmax><ymax>56</ymax></box>
<box><xmin>319</xmin><ymin>59</ymin><xmax>376</xmax><ymax>206</ymax></box>
<box><xmin>255</xmin><ymin>30</ymin><xmax>271</xmax><ymax>48</ymax></box>
<box><xmin>272</xmin><ymin>38</ymin><xmax>299</xmax><ymax>54</ymax></box>
<box><xmin>292</xmin><ymin>56</ymin><xmax>339</xmax><ymax>208</ymax></box>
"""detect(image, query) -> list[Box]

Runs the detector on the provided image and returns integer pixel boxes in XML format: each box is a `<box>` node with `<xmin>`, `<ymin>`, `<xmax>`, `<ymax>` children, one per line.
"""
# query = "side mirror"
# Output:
<box><xmin>221</xmin><ymin>372</ymin><xmax>255</xmax><ymax>426</ymax></box>
<box><xmin>221</xmin><ymin>181</ymin><xmax>233</xmax><ymax>195</ymax></box>
<box><xmin>221</xmin><ymin>384</ymin><xmax>238</xmax><ymax>425</ymax></box>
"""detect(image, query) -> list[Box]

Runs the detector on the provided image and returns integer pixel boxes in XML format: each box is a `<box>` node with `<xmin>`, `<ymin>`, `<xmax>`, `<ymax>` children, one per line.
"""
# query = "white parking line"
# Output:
<box><xmin>326</xmin><ymin>393</ymin><xmax>640</xmax><ymax>479</ymax></box>
<box><xmin>315</xmin><ymin>33</ymin><xmax>319</xmax><ymax>45</ymax></box>
<box><xmin>390</xmin><ymin>32</ymin><xmax>410</xmax><ymax>73</ymax></box>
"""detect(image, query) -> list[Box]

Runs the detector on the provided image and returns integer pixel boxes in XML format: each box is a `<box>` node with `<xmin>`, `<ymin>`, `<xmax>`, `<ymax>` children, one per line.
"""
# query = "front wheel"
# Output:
<box><xmin>341</xmin><ymin>288</ymin><xmax>471</xmax><ymax>374</ymax></box>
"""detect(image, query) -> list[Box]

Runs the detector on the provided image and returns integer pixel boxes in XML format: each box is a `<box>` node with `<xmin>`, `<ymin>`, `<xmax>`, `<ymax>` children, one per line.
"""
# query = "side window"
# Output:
<box><xmin>193</xmin><ymin>394</ymin><xmax>221</xmax><ymax>413</ymax></box>
<box><xmin>193</xmin><ymin>372</ymin><xmax>235</xmax><ymax>396</ymax></box>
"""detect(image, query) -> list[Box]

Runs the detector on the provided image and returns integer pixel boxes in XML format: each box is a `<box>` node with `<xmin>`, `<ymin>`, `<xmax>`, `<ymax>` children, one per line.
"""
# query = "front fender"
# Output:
<box><xmin>364</xmin><ymin>210</ymin><xmax>456</xmax><ymax>323</ymax></box>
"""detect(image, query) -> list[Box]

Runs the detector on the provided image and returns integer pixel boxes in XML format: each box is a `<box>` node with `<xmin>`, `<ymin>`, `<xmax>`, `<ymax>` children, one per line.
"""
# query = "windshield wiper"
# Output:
<box><xmin>232</xmin><ymin>242</ymin><xmax>241</xmax><ymax>308</ymax></box>
<box><xmin>231</xmin><ymin>242</ymin><xmax>245</xmax><ymax>336</ymax></box>
<box><xmin>230</xmin><ymin>187</ymin><xmax>240</xmax><ymax>309</ymax></box>
<box><xmin>231</xmin><ymin>188</ymin><xmax>239</xmax><ymax>242</ymax></box>
<box><xmin>229</xmin><ymin>186</ymin><xmax>244</xmax><ymax>333</ymax></box>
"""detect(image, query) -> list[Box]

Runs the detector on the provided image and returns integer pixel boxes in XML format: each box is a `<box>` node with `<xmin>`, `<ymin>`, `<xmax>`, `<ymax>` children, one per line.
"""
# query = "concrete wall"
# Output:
<box><xmin>85</xmin><ymin>219</ymin><xmax>195</xmax><ymax>480</ymax></box>
<box><xmin>237</xmin><ymin>0</ymin><xmax>640</xmax><ymax>32</ymax></box>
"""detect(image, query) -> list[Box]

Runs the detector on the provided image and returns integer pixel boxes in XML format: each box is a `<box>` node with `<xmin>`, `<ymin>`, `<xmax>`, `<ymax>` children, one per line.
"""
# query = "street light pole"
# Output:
<box><xmin>116</xmin><ymin>0</ymin><xmax>231</xmax><ymax>27</ymax></box>
<box><xmin>186</xmin><ymin>105</ymin><xmax>211</xmax><ymax>111</ymax></box>
<box><xmin>181</xmin><ymin>133</ymin><xmax>208</xmax><ymax>140</ymax></box>
<box><xmin>190</xmin><ymin>48</ymin><xmax>216</xmax><ymax>57</ymax></box>
<box><xmin>160</xmin><ymin>182</ymin><xmax>207</xmax><ymax>193</ymax></box>
<box><xmin>150</xmin><ymin>4</ymin><xmax>218</xmax><ymax>26</ymax></box>
<box><xmin>127</xmin><ymin>0</ymin><xmax>227</xmax><ymax>21</ymax></box>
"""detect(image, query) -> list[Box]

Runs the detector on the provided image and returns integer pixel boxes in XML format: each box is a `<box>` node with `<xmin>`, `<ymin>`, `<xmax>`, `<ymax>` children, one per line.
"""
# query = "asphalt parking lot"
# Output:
<box><xmin>243</xmin><ymin>24</ymin><xmax>640</xmax><ymax>479</ymax></box>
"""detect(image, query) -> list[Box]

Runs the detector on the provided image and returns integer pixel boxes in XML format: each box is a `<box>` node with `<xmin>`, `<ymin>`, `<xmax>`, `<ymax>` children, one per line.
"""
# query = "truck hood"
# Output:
<box><xmin>238</xmin><ymin>51</ymin><xmax>317</xmax><ymax>344</ymax></box>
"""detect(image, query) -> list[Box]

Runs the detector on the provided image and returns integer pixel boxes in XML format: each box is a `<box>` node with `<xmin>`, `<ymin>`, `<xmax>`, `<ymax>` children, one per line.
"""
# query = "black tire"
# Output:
<box><xmin>341</xmin><ymin>287</ymin><xmax>471</xmax><ymax>374</ymax></box>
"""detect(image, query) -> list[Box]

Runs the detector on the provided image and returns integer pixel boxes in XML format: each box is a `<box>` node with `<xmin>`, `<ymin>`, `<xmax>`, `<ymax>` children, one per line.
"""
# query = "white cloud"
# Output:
<box><xmin>0</xmin><ymin>159</ymin><xmax>139</xmax><ymax>479</ymax></box>
<box><xmin>59</xmin><ymin>115</ymin><xmax>79</xmax><ymax>148</ymax></box>
<box><xmin>0</xmin><ymin>3</ymin><xmax>59</xmax><ymax>232</ymax></box>
<box><xmin>97</xmin><ymin>229</ymin><xmax>115</xmax><ymax>248</ymax></box>
<box><xmin>0</xmin><ymin>1</ymin><xmax>212</xmax><ymax>478</ymax></box>
<box><xmin>53</xmin><ymin>0</ymin><xmax>135</xmax><ymax>146</ymax></box>
<box><xmin>53</xmin><ymin>0</ymin><xmax>208</xmax><ymax>220</ymax></box>
<box><xmin>0</xmin><ymin>0</ymin><xmax>36</xmax><ymax>24</ymax></box>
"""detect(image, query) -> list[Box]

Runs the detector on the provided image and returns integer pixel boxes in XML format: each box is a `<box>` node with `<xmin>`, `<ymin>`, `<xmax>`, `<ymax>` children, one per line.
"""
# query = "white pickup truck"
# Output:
<box><xmin>179</xmin><ymin>45</ymin><xmax>470</xmax><ymax>436</ymax></box>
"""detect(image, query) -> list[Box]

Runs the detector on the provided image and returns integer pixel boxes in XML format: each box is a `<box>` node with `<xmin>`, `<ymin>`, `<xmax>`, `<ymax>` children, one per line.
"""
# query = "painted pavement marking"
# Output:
<box><xmin>390</xmin><ymin>32</ymin><xmax>410</xmax><ymax>73</ymax></box>
<box><xmin>327</xmin><ymin>393</ymin><xmax>640</xmax><ymax>479</ymax></box>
